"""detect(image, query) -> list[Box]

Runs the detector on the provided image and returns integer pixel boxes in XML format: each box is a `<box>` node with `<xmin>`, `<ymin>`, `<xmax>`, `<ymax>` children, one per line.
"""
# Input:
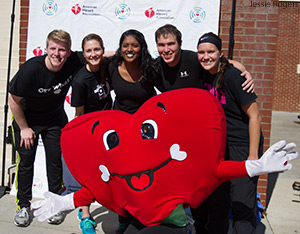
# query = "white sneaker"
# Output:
<box><xmin>14</xmin><ymin>207</ymin><xmax>30</xmax><ymax>227</ymax></box>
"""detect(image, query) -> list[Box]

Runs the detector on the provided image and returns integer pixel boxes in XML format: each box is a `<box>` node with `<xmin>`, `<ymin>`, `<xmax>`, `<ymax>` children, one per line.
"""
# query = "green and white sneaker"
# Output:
<box><xmin>14</xmin><ymin>207</ymin><xmax>30</xmax><ymax>227</ymax></box>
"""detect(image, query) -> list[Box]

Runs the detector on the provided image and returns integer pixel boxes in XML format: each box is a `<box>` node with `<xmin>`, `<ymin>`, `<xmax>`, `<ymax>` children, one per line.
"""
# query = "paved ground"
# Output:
<box><xmin>265</xmin><ymin>111</ymin><xmax>300</xmax><ymax>234</ymax></box>
<box><xmin>0</xmin><ymin>195</ymin><xmax>119</xmax><ymax>234</ymax></box>
<box><xmin>0</xmin><ymin>194</ymin><xmax>274</xmax><ymax>234</ymax></box>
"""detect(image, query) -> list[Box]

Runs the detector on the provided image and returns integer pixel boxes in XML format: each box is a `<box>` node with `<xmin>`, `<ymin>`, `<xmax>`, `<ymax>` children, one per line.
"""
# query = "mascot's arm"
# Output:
<box><xmin>217</xmin><ymin>140</ymin><xmax>298</xmax><ymax>181</ymax></box>
<box><xmin>74</xmin><ymin>186</ymin><xmax>96</xmax><ymax>207</ymax></box>
<box><xmin>31</xmin><ymin>186</ymin><xmax>95</xmax><ymax>222</ymax></box>
<box><xmin>217</xmin><ymin>160</ymin><xmax>247</xmax><ymax>182</ymax></box>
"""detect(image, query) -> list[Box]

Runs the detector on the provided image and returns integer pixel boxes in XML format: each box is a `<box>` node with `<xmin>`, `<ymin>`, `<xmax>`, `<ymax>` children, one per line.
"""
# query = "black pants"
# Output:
<box><xmin>190</xmin><ymin>181</ymin><xmax>230</xmax><ymax>234</ymax></box>
<box><xmin>124</xmin><ymin>217</ymin><xmax>187</xmax><ymax>234</ymax></box>
<box><xmin>12</xmin><ymin>120</ymin><xmax>63</xmax><ymax>208</ymax></box>
<box><xmin>228</xmin><ymin>144</ymin><xmax>263</xmax><ymax>234</ymax></box>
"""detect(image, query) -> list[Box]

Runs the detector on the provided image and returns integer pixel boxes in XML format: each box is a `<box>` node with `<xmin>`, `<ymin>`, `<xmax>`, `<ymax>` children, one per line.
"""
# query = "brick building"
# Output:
<box><xmin>220</xmin><ymin>0</ymin><xmax>299</xmax><ymax>205</ymax></box>
<box><xmin>18</xmin><ymin>0</ymin><xmax>300</xmax><ymax>206</ymax></box>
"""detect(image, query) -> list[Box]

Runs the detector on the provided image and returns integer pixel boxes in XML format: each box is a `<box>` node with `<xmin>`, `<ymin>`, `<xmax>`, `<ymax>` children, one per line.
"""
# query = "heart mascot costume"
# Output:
<box><xmin>32</xmin><ymin>88</ymin><xmax>298</xmax><ymax>227</ymax></box>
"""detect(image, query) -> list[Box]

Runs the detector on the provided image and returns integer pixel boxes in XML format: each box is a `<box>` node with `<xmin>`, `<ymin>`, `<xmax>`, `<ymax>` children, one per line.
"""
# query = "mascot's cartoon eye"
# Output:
<box><xmin>141</xmin><ymin>120</ymin><xmax>158</xmax><ymax>139</ymax></box>
<box><xmin>103</xmin><ymin>130</ymin><xmax>119</xmax><ymax>150</ymax></box>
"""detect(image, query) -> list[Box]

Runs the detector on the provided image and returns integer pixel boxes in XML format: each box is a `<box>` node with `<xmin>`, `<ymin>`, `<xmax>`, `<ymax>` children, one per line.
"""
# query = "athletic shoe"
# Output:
<box><xmin>47</xmin><ymin>212</ymin><xmax>66</xmax><ymax>225</ymax></box>
<box><xmin>14</xmin><ymin>207</ymin><xmax>30</xmax><ymax>227</ymax></box>
<box><xmin>80</xmin><ymin>217</ymin><xmax>97</xmax><ymax>234</ymax></box>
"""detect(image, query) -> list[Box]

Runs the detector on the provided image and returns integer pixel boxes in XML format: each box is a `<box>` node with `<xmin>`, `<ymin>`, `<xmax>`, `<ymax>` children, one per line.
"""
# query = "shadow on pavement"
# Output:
<box><xmin>91</xmin><ymin>206</ymin><xmax>118</xmax><ymax>234</ymax></box>
<box><xmin>266</xmin><ymin>172</ymin><xmax>279</xmax><ymax>209</ymax></box>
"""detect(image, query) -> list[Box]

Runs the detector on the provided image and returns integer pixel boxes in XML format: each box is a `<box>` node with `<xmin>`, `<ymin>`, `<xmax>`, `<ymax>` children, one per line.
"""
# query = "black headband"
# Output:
<box><xmin>197</xmin><ymin>34</ymin><xmax>222</xmax><ymax>51</ymax></box>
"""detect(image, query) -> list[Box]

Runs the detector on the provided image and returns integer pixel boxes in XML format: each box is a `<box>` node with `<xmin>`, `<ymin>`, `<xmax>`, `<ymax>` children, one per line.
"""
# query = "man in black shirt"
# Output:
<box><xmin>8</xmin><ymin>29</ymin><xmax>84</xmax><ymax>227</ymax></box>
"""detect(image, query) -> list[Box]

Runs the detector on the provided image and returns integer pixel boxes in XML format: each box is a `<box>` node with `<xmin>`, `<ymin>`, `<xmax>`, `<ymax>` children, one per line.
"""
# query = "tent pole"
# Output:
<box><xmin>1</xmin><ymin>0</ymin><xmax>16</xmax><ymax>197</ymax></box>
<box><xmin>228</xmin><ymin>0</ymin><xmax>236</xmax><ymax>59</ymax></box>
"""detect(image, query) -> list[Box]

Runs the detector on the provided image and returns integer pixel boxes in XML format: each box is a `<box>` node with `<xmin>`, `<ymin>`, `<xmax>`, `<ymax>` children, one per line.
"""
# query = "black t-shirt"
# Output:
<box><xmin>108</xmin><ymin>62</ymin><xmax>156</xmax><ymax>114</ymax></box>
<box><xmin>203</xmin><ymin>66</ymin><xmax>261</xmax><ymax>145</ymax></box>
<box><xmin>157</xmin><ymin>50</ymin><xmax>204</xmax><ymax>92</ymax></box>
<box><xmin>71</xmin><ymin>65</ymin><xmax>112</xmax><ymax>113</ymax></box>
<box><xmin>9</xmin><ymin>51</ymin><xmax>84</xmax><ymax>126</ymax></box>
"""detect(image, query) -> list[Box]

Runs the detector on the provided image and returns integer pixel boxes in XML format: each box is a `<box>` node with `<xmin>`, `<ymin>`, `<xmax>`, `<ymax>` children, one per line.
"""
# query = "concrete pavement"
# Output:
<box><xmin>265</xmin><ymin>111</ymin><xmax>300</xmax><ymax>234</ymax></box>
<box><xmin>0</xmin><ymin>194</ymin><xmax>119</xmax><ymax>234</ymax></box>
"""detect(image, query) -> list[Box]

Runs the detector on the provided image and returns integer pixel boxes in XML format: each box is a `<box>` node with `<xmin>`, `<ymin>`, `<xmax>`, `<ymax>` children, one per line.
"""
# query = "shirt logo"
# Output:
<box><xmin>180</xmin><ymin>71</ymin><xmax>189</xmax><ymax>78</ymax></box>
<box><xmin>94</xmin><ymin>82</ymin><xmax>110</xmax><ymax>100</ymax></box>
<box><xmin>37</xmin><ymin>76</ymin><xmax>72</xmax><ymax>94</ymax></box>
<box><xmin>94</xmin><ymin>84</ymin><xmax>105</xmax><ymax>98</ymax></box>
<box><xmin>204</xmin><ymin>83</ymin><xmax>226</xmax><ymax>104</ymax></box>
<box><xmin>53</xmin><ymin>83</ymin><xmax>62</xmax><ymax>94</ymax></box>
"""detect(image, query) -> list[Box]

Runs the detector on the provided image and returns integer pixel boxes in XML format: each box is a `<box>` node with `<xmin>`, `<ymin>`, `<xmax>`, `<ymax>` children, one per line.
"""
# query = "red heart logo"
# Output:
<box><xmin>71</xmin><ymin>4</ymin><xmax>81</xmax><ymax>15</ymax></box>
<box><xmin>65</xmin><ymin>93</ymin><xmax>71</xmax><ymax>104</ymax></box>
<box><xmin>145</xmin><ymin>8</ymin><xmax>155</xmax><ymax>18</ymax></box>
<box><xmin>131</xmin><ymin>174</ymin><xmax>150</xmax><ymax>190</ymax></box>
<box><xmin>33</xmin><ymin>47</ymin><xmax>43</xmax><ymax>56</ymax></box>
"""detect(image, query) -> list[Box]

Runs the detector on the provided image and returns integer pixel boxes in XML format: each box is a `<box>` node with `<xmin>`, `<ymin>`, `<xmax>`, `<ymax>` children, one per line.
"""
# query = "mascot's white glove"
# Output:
<box><xmin>246</xmin><ymin>140</ymin><xmax>298</xmax><ymax>177</ymax></box>
<box><xmin>31</xmin><ymin>191</ymin><xmax>75</xmax><ymax>222</ymax></box>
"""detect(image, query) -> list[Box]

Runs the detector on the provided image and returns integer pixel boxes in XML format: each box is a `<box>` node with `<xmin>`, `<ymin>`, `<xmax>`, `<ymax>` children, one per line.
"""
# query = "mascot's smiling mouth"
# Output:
<box><xmin>99</xmin><ymin>144</ymin><xmax>187</xmax><ymax>191</ymax></box>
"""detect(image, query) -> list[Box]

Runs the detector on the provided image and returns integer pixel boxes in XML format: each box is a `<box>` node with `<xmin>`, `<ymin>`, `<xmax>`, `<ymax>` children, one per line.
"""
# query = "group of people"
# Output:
<box><xmin>9</xmin><ymin>23</ymin><xmax>262</xmax><ymax>234</ymax></box>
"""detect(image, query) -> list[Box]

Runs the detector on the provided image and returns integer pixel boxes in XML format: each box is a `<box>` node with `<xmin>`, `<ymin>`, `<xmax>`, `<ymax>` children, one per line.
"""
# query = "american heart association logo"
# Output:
<box><xmin>145</xmin><ymin>7</ymin><xmax>155</xmax><ymax>18</ymax></box>
<box><xmin>71</xmin><ymin>4</ymin><xmax>81</xmax><ymax>15</ymax></box>
<box><xmin>33</xmin><ymin>46</ymin><xmax>43</xmax><ymax>56</ymax></box>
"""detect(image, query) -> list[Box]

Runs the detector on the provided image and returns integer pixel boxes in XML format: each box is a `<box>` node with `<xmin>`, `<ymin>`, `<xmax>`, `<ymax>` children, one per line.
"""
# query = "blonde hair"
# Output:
<box><xmin>46</xmin><ymin>29</ymin><xmax>71</xmax><ymax>50</ymax></box>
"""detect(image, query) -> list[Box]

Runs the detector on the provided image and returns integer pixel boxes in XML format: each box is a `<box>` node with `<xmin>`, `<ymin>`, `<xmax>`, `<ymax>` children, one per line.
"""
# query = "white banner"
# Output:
<box><xmin>11</xmin><ymin>0</ymin><xmax>220</xmax><ymax>198</ymax></box>
<box><xmin>26</xmin><ymin>0</ymin><xmax>220</xmax><ymax>59</ymax></box>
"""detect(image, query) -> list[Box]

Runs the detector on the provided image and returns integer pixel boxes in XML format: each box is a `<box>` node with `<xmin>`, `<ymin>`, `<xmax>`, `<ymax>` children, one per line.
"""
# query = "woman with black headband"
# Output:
<box><xmin>193</xmin><ymin>32</ymin><xmax>264</xmax><ymax>234</ymax></box>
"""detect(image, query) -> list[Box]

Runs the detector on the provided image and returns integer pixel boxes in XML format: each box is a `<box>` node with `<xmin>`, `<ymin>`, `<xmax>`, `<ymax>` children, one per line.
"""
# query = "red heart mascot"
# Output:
<box><xmin>61</xmin><ymin>88</ymin><xmax>248</xmax><ymax>225</ymax></box>
<box><xmin>31</xmin><ymin>88</ymin><xmax>297</xmax><ymax>227</ymax></box>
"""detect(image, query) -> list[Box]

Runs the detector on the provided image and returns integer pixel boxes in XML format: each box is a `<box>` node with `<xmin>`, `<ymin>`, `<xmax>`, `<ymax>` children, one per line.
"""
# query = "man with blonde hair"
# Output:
<box><xmin>8</xmin><ymin>29</ymin><xmax>84</xmax><ymax>227</ymax></box>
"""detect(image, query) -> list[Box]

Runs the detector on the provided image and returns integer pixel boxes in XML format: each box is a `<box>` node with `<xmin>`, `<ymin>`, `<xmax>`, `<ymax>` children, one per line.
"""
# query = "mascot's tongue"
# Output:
<box><xmin>130</xmin><ymin>172</ymin><xmax>151</xmax><ymax>191</ymax></box>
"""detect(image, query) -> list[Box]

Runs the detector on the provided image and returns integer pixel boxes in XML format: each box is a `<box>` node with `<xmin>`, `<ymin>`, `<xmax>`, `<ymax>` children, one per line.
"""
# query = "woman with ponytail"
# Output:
<box><xmin>193</xmin><ymin>32</ymin><xmax>264</xmax><ymax>234</ymax></box>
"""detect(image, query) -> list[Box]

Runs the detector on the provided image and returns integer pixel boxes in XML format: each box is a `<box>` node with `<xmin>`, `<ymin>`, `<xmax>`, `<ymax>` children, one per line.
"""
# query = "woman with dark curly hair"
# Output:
<box><xmin>108</xmin><ymin>29</ymin><xmax>159</xmax><ymax>115</ymax></box>
<box><xmin>108</xmin><ymin>29</ymin><xmax>160</xmax><ymax>233</ymax></box>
